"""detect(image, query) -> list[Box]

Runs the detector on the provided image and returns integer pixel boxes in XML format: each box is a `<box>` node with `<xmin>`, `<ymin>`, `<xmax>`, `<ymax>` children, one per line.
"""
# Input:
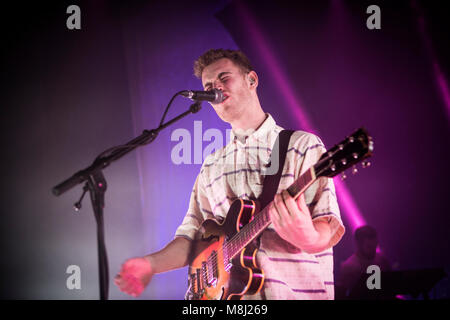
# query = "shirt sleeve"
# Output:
<box><xmin>294</xmin><ymin>133</ymin><xmax>346</xmax><ymax>249</ymax></box>
<box><xmin>174</xmin><ymin>172</ymin><xmax>212</xmax><ymax>241</ymax></box>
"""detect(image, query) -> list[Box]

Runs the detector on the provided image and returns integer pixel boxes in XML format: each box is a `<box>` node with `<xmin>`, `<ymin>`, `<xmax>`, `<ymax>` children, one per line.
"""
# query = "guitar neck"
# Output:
<box><xmin>225</xmin><ymin>167</ymin><xmax>317</xmax><ymax>259</ymax></box>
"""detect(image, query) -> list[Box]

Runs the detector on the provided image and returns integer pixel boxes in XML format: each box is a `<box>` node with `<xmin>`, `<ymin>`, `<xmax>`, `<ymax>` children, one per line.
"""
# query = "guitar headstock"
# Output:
<box><xmin>314</xmin><ymin>127</ymin><xmax>374</xmax><ymax>178</ymax></box>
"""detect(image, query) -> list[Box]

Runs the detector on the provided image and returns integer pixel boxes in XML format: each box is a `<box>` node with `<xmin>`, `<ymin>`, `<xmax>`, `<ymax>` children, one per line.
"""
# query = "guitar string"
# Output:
<box><xmin>193</xmin><ymin>172</ymin><xmax>316</xmax><ymax>288</ymax></box>
<box><xmin>194</xmin><ymin>209</ymin><xmax>251</xmax><ymax>285</ymax></box>
<box><xmin>190</xmin><ymin>137</ymin><xmax>365</xmax><ymax>290</ymax></box>
<box><xmin>195</xmin><ymin>195</ymin><xmax>280</xmax><ymax>286</ymax></box>
<box><xmin>190</xmin><ymin>163</ymin><xmax>332</xmax><ymax>289</ymax></box>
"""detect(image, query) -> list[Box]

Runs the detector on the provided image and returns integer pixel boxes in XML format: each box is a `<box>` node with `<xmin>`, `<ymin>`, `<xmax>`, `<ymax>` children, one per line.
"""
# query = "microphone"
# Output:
<box><xmin>181</xmin><ymin>88</ymin><xmax>224</xmax><ymax>104</ymax></box>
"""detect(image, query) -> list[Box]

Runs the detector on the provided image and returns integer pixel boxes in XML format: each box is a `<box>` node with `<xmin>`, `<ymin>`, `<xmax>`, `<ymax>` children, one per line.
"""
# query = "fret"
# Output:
<box><xmin>224</xmin><ymin>167</ymin><xmax>317</xmax><ymax>260</ymax></box>
<box><xmin>287</xmin><ymin>167</ymin><xmax>316</xmax><ymax>198</ymax></box>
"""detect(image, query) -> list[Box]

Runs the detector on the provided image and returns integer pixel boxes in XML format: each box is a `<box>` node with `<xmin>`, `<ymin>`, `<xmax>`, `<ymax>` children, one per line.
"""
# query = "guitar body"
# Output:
<box><xmin>187</xmin><ymin>199</ymin><xmax>264</xmax><ymax>300</ymax></box>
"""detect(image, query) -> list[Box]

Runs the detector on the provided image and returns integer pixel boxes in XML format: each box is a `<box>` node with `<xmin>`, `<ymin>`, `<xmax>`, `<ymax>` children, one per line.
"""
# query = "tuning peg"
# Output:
<box><xmin>341</xmin><ymin>172</ymin><xmax>347</xmax><ymax>180</ymax></box>
<box><xmin>352</xmin><ymin>152</ymin><xmax>358</xmax><ymax>159</ymax></box>
<box><xmin>338</xmin><ymin>144</ymin><xmax>344</xmax><ymax>150</ymax></box>
<box><xmin>352</xmin><ymin>166</ymin><xmax>358</xmax><ymax>175</ymax></box>
<box><xmin>362</xmin><ymin>160</ymin><xmax>371</xmax><ymax>168</ymax></box>
<box><xmin>348</xmin><ymin>136</ymin><xmax>355</xmax><ymax>143</ymax></box>
<box><xmin>331</xmin><ymin>164</ymin><xmax>336</xmax><ymax>172</ymax></box>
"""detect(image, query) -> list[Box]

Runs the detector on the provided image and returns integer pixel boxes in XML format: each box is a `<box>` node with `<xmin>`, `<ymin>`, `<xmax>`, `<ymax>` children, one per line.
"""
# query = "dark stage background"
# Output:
<box><xmin>1</xmin><ymin>0</ymin><xmax>449</xmax><ymax>299</ymax></box>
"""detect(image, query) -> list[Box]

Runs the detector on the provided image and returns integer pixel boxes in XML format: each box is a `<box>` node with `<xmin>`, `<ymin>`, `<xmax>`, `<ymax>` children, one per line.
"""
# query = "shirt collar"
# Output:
<box><xmin>230</xmin><ymin>113</ymin><xmax>277</xmax><ymax>144</ymax></box>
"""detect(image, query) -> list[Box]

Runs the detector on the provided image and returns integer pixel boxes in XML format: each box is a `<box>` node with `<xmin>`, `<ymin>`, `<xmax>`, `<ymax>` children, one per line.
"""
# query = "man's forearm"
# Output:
<box><xmin>300</xmin><ymin>218</ymin><xmax>332</xmax><ymax>254</ymax></box>
<box><xmin>144</xmin><ymin>237</ymin><xmax>192</xmax><ymax>274</ymax></box>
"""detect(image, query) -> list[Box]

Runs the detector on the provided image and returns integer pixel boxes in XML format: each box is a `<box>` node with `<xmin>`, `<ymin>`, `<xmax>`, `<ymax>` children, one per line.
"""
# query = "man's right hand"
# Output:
<box><xmin>114</xmin><ymin>257</ymin><xmax>153</xmax><ymax>297</ymax></box>
<box><xmin>114</xmin><ymin>237</ymin><xmax>192</xmax><ymax>297</ymax></box>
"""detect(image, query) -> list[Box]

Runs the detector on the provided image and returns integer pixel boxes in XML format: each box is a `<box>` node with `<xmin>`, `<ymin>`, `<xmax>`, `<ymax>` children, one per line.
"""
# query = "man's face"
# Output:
<box><xmin>201</xmin><ymin>58</ymin><xmax>253</xmax><ymax>124</ymax></box>
<box><xmin>359</xmin><ymin>237</ymin><xmax>378</xmax><ymax>259</ymax></box>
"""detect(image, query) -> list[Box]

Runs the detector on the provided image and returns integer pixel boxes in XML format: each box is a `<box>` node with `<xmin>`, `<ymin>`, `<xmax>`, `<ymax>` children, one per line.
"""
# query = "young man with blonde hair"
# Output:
<box><xmin>115</xmin><ymin>49</ymin><xmax>345</xmax><ymax>299</ymax></box>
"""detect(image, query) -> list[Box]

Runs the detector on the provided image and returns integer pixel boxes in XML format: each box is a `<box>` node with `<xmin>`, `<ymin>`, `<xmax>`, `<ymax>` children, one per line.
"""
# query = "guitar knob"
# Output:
<box><xmin>362</xmin><ymin>160</ymin><xmax>371</xmax><ymax>168</ymax></box>
<box><xmin>352</xmin><ymin>166</ymin><xmax>358</xmax><ymax>175</ymax></box>
<box><xmin>341</xmin><ymin>172</ymin><xmax>347</xmax><ymax>180</ymax></box>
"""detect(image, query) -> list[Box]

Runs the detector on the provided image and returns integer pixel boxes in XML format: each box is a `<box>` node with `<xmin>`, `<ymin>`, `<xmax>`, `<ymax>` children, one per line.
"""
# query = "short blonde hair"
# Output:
<box><xmin>193</xmin><ymin>49</ymin><xmax>254</xmax><ymax>79</ymax></box>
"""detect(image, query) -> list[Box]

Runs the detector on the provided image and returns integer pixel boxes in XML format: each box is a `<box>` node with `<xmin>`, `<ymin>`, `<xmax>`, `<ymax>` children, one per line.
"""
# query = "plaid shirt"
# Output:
<box><xmin>175</xmin><ymin>114</ymin><xmax>345</xmax><ymax>299</ymax></box>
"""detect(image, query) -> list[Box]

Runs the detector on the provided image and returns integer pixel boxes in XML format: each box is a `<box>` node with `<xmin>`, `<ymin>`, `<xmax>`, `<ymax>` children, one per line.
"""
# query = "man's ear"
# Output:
<box><xmin>247</xmin><ymin>71</ymin><xmax>258</xmax><ymax>89</ymax></box>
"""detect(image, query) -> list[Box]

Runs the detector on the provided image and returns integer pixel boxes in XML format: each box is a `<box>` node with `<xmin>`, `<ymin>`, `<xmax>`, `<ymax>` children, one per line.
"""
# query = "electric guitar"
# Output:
<box><xmin>185</xmin><ymin>128</ymin><xmax>374</xmax><ymax>300</ymax></box>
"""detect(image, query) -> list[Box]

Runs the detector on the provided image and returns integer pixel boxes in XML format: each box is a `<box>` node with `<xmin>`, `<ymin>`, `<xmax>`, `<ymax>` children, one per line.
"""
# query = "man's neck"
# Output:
<box><xmin>231</xmin><ymin>108</ymin><xmax>267</xmax><ymax>132</ymax></box>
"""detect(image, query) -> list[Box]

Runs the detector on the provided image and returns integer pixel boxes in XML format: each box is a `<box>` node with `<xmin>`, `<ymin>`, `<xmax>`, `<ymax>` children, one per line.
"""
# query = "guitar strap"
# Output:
<box><xmin>257</xmin><ymin>129</ymin><xmax>295</xmax><ymax>210</ymax></box>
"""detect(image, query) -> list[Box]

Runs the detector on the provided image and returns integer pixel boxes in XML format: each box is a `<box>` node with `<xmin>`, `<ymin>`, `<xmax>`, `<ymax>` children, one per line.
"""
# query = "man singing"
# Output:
<box><xmin>114</xmin><ymin>49</ymin><xmax>345</xmax><ymax>299</ymax></box>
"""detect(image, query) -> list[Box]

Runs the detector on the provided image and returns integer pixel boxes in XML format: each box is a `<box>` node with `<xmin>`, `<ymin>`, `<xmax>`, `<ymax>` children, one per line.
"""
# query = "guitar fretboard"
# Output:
<box><xmin>224</xmin><ymin>167</ymin><xmax>316</xmax><ymax>260</ymax></box>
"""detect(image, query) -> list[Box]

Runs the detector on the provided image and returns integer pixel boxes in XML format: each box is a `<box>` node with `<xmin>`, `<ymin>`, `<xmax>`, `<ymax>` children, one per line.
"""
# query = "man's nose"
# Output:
<box><xmin>212</xmin><ymin>79</ymin><xmax>224</xmax><ymax>90</ymax></box>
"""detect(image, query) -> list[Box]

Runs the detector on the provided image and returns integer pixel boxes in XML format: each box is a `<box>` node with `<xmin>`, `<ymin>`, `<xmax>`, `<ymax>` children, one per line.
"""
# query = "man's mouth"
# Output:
<box><xmin>220</xmin><ymin>95</ymin><xmax>229</xmax><ymax>104</ymax></box>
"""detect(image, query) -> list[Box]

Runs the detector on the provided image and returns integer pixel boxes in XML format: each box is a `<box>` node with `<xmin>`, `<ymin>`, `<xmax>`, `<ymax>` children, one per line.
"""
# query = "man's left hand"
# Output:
<box><xmin>268</xmin><ymin>190</ymin><xmax>322</xmax><ymax>252</ymax></box>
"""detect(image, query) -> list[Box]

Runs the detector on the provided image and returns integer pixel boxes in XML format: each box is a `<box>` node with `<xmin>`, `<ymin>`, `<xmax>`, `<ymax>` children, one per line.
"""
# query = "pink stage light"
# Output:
<box><xmin>432</xmin><ymin>63</ymin><xmax>450</xmax><ymax>120</ymax></box>
<box><xmin>235</xmin><ymin>2</ymin><xmax>367</xmax><ymax>231</ymax></box>
<box><xmin>412</xmin><ymin>0</ymin><xmax>450</xmax><ymax>120</ymax></box>
<box><xmin>334</xmin><ymin>179</ymin><xmax>366</xmax><ymax>230</ymax></box>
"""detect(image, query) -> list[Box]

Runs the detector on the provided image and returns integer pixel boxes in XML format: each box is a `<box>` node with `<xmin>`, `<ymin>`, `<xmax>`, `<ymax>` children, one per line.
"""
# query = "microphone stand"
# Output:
<box><xmin>52</xmin><ymin>101</ymin><xmax>202</xmax><ymax>300</ymax></box>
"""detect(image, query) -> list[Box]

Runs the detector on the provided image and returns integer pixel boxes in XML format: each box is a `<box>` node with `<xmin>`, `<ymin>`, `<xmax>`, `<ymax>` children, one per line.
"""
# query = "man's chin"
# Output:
<box><xmin>213</xmin><ymin>102</ymin><xmax>230</xmax><ymax>115</ymax></box>
<box><xmin>217</xmin><ymin>108</ymin><xmax>237</xmax><ymax>124</ymax></box>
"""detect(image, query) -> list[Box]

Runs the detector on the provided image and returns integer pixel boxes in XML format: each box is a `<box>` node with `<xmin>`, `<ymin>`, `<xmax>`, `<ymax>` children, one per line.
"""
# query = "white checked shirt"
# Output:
<box><xmin>175</xmin><ymin>113</ymin><xmax>345</xmax><ymax>299</ymax></box>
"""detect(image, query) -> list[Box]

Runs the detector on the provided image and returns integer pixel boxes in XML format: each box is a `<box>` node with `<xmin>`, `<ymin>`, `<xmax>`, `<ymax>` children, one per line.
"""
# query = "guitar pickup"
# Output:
<box><xmin>196</xmin><ymin>268</ymin><xmax>203</xmax><ymax>291</ymax></box>
<box><xmin>201</xmin><ymin>262</ymin><xmax>209</xmax><ymax>287</ymax></box>
<box><xmin>203</xmin><ymin>251</ymin><xmax>219</xmax><ymax>287</ymax></box>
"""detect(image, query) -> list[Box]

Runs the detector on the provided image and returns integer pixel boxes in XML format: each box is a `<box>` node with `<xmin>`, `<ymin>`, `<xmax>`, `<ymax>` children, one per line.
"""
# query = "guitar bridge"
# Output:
<box><xmin>185</xmin><ymin>270</ymin><xmax>205</xmax><ymax>300</ymax></box>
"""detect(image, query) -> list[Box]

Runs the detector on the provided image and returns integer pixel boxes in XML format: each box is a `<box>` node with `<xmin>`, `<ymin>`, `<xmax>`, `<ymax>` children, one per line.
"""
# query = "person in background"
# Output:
<box><xmin>336</xmin><ymin>225</ymin><xmax>391</xmax><ymax>298</ymax></box>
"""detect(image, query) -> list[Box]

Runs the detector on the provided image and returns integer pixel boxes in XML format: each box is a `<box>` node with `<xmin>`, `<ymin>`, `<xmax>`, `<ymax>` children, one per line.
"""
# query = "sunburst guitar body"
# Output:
<box><xmin>187</xmin><ymin>198</ymin><xmax>264</xmax><ymax>300</ymax></box>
